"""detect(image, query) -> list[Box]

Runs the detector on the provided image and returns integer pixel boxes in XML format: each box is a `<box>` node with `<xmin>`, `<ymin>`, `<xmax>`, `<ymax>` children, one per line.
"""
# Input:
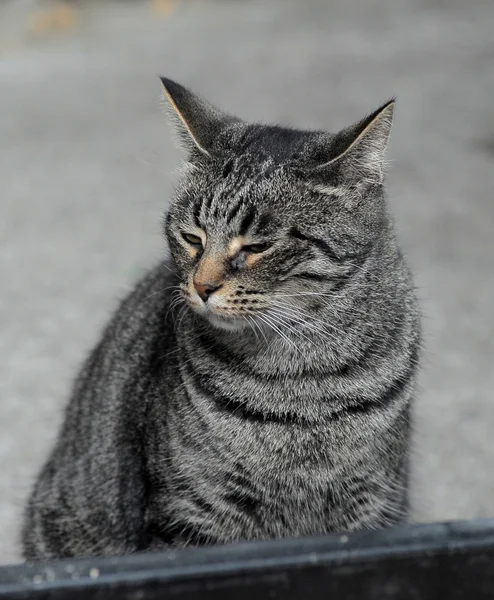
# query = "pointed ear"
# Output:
<box><xmin>160</xmin><ymin>77</ymin><xmax>238</xmax><ymax>160</ymax></box>
<box><xmin>310</xmin><ymin>99</ymin><xmax>395</xmax><ymax>188</ymax></box>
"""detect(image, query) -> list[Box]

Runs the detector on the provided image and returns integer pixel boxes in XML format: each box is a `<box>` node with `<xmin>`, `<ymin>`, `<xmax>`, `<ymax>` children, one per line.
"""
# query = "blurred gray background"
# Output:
<box><xmin>1</xmin><ymin>0</ymin><xmax>493</xmax><ymax>564</ymax></box>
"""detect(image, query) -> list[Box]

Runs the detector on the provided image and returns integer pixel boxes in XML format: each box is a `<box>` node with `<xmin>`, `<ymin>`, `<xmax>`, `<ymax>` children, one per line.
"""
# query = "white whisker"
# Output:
<box><xmin>143</xmin><ymin>284</ymin><xmax>179</xmax><ymax>302</ymax></box>
<box><xmin>249</xmin><ymin>315</ymin><xmax>269</xmax><ymax>346</ymax></box>
<box><xmin>243</xmin><ymin>315</ymin><xmax>259</xmax><ymax>342</ymax></box>
<box><xmin>257</xmin><ymin>314</ymin><xmax>300</xmax><ymax>353</ymax></box>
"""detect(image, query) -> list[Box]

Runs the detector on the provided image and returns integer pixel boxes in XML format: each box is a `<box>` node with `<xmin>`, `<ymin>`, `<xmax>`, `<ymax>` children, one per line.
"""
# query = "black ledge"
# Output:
<box><xmin>1</xmin><ymin>519</ymin><xmax>494</xmax><ymax>599</ymax></box>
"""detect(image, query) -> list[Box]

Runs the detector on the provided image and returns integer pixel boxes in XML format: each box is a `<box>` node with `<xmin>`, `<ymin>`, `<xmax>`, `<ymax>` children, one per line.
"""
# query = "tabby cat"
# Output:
<box><xmin>22</xmin><ymin>78</ymin><xmax>421</xmax><ymax>560</ymax></box>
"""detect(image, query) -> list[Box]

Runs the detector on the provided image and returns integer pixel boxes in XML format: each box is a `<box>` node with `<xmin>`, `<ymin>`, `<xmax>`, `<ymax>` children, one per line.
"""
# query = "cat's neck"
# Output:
<box><xmin>179</xmin><ymin>302</ymin><xmax>372</xmax><ymax>377</ymax></box>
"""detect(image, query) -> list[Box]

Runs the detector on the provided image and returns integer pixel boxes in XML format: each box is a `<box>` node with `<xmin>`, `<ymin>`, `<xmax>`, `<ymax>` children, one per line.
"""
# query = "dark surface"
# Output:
<box><xmin>1</xmin><ymin>520</ymin><xmax>494</xmax><ymax>599</ymax></box>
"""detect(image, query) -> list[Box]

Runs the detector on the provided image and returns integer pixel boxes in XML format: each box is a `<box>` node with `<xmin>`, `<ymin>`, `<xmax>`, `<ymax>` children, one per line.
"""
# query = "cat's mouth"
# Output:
<box><xmin>185</xmin><ymin>293</ymin><xmax>250</xmax><ymax>331</ymax></box>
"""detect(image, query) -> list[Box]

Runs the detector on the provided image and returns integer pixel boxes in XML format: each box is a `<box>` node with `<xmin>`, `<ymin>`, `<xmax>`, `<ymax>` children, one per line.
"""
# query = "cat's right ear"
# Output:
<box><xmin>160</xmin><ymin>77</ymin><xmax>237</xmax><ymax>161</ymax></box>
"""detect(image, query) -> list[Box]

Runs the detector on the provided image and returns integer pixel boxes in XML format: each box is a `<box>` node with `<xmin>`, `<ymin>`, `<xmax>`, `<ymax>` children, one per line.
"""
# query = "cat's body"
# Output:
<box><xmin>23</xmin><ymin>79</ymin><xmax>420</xmax><ymax>560</ymax></box>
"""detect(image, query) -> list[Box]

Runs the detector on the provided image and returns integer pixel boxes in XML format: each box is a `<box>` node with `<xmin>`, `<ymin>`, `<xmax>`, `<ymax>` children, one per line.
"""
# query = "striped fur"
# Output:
<box><xmin>22</xmin><ymin>79</ymin><xmax>421</xmax><ymax>559</ymax></box>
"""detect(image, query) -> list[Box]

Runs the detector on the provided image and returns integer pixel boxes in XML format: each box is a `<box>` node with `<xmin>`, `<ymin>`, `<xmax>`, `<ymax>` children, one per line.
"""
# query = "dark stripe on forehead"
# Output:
<box><xmin>222</xmin><ymin>159</ymin><xmax>234</xmax><ymax>179</ymax></box>
<box><xmin>201</xmin><ymin>192</ymin><xmax>214</xmax><ymax>218</ymax></box>
<box><xmin>208</xmin><ymin>164</ymin><xmax>251</xmax><ymax>221</ymax></box>
<box><xmin>238</xmin><ymin>206</ymin><xmax>256</xmax><ymax>236</ymax></box>
<box><xmin>225</xmin><ymin>197</ymin><xmax>245</xmax><ymax>225</ymax></box>
<box><xmin>192</xmin><ymin>200</ymin><xmax>202</xmax><ymax>228</ymax></box>
<box><xmin>253</xmin><ymin>211</ymin><xmax>279</xmax><ymax>237</ymax></box>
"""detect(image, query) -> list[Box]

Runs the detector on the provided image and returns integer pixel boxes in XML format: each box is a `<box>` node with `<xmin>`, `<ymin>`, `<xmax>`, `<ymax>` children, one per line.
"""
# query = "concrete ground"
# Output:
<box><xmin>1</xmin><ymin>0</ymin><xmax>494</xmax><ymax>564</ymax></box>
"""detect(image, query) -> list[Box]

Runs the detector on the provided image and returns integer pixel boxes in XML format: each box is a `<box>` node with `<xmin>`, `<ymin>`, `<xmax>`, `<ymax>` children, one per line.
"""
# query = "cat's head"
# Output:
<box><xmin>162</xmin><ymin>77</ymin><xmax>395</xmax><ymax>332</ymax></box>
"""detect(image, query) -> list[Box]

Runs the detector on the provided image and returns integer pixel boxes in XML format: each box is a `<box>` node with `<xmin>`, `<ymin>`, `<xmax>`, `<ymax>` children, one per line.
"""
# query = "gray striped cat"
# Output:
<box><xmin>22</xmin><ymin>78</ymin><xmax>421</xmax><ymax>560</ymax></box>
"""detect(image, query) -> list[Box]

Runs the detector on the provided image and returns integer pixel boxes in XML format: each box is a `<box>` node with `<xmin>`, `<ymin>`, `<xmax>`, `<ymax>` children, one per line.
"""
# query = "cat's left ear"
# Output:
<box><xmin>160</xmin><ymin>77</ymin><xmax>238</xmax><ymax>161</ymax></box>
<box><xmin>306</xmin><ymin>99</ymin><xmax>395</xmax><ymax>190</ymax></box>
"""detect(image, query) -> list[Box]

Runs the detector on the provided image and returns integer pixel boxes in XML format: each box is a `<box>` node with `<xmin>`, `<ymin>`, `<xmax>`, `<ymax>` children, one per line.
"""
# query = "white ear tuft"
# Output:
<box><xmin>160</xmin><ymin>77</ymin><xmax>239</xmax><ymax>160</ymax></box>
<box><xmin>330</xmin><ymin>100</ymin><xmax>395</xmax><ymax>184</ymax></box>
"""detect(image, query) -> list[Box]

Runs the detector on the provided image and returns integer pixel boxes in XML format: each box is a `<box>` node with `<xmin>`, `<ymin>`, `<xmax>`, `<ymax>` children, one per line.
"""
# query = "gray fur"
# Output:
<box><xmin>22</xmin><ymin>78</ymin><xmax>421</xmax><ymax>560</ymax></box>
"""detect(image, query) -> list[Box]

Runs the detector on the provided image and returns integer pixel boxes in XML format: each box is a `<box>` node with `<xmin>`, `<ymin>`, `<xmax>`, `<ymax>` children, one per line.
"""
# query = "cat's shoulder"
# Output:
<box><xmin>105</xmin><ymin>260</ymin><xmax>178</xmax><ymax>336</ymax></box>
<box><xmin>134</xmin><ymin>260</ymin><xmax>178</xmax><ymax>296</ymax></box>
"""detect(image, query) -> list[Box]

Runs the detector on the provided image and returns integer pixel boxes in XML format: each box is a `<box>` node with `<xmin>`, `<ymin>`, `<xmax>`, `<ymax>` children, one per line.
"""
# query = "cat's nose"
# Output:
<box><xmin>193</xmin><ymin>281</ymin><xmax>222</xmax><ymax>303</ymax></box>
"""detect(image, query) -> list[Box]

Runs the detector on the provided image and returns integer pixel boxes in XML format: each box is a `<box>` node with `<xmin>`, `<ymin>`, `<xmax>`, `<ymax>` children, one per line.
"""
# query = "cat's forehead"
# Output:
<box><xmin>179</xmin><ymin>152</ymin><xmax>316</xmax><ymax>243</ymax></box>
<box><xmin>199</xmin><ymin>168</ymin><xmax>285</xmax><ymax>238</ymax></box>
<box><xmin>181</xmin><ymin>124</ymin><xmax>320</xmax><ymax>219</ymax></box>
<box><xmin>220</xmin><ymin>123</ymin><xmax>315</xmax><ymax>166</ymax></box>
<box><xmin>175</xmin><ymin>125</ymin><xmax>341</xmax><ymax>239</ymax></box>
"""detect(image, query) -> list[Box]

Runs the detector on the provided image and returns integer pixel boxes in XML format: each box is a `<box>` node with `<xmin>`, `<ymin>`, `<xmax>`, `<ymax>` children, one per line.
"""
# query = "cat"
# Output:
<box><xmin>22</xmin><ymin>77</ymin><xmax>421</xmax><ymax>560</ymax></box>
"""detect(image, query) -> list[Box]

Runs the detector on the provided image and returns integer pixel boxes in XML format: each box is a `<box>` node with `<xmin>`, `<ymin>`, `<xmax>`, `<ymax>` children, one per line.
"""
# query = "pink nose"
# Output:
<box><xmin>193</xmin><ymin>281</ymin><xmax>222</xmax><ymax>302</ymax></box>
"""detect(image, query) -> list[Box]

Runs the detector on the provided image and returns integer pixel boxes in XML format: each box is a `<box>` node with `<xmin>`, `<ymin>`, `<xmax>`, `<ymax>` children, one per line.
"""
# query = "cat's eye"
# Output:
<box><xmin>242</xmin><ymin>242</ymin><xmax>271</xmax><ymax>254</ymax></box>
<box><xmin>182</xmin><ymin>232</ymin><xmax>203</xmax><ymax>247</ymax></box>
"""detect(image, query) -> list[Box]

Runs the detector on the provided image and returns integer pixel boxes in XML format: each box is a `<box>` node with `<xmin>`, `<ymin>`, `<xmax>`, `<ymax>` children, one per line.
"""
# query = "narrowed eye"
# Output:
<box><xmin>182</xmin><ymin>232</ymin><xmax>203</xmax><ymax>247</ymax></box>
<box><xmin>242</xmin><ymin>242</ymin><xmax>271</xmax><ymax>254</ymax></box>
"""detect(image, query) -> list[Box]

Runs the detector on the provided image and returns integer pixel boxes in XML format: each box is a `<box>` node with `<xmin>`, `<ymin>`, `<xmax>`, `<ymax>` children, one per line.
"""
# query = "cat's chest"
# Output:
<box><xmin>152</xmin><ymin>417</ymin><xmax>341</xmax><ymax>542</ymax></box>
<box><xmin>146</xmin><ymin>382</ymin><xmax>366</xmax><ymax>542</ymax></box>
<box><xmin>180</xmin><ymin>356</ymin><xmax>340</xmax><ymax>426</ymax></box>
<box><xmin>165</xmin><ymin>383</ymin><xmax>339</xmax><ymax>478</ymax></box>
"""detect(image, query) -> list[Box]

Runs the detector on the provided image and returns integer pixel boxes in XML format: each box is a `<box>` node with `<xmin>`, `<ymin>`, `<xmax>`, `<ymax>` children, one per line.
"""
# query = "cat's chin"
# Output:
<box><xmin>204</xmin><ymin>313</ymin><xmax>248</xmax><ymax>332</ymax></box>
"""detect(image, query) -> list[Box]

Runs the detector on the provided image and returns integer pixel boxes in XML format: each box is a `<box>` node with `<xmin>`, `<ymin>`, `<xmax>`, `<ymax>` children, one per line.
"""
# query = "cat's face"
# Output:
<box><xmin>162</xmin><ymin>78</ymin><xmax>393</xmax><ymax>332</ymax></box>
